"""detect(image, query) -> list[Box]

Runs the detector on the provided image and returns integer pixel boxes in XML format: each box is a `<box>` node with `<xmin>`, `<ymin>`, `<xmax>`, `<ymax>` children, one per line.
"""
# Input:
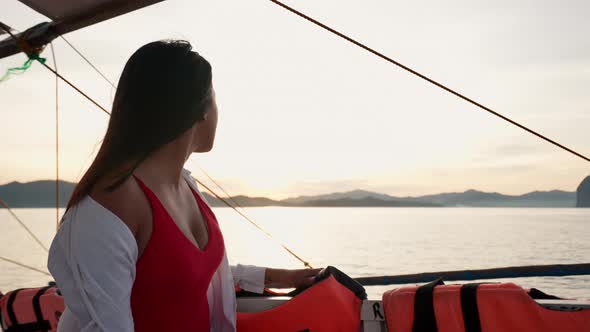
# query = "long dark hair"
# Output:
<box><xmin>65</xmin><ymin>40</ymin><xmax>212</xmax><ymax>217</ymax></box>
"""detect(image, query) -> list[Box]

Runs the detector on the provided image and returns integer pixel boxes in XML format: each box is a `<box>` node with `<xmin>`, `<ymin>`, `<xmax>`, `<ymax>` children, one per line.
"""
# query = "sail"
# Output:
<box><xmin>0</xmin><ymin>0</ymin><xmax>165</xmax><ymax>59</ymax></box>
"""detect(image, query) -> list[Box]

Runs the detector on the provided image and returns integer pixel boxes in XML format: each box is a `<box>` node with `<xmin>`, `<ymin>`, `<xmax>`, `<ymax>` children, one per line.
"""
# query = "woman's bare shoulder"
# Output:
<box><xmin>89</xmin><ymin>175</ymin><xmax>151</xmax><ymax>239</ymax></box>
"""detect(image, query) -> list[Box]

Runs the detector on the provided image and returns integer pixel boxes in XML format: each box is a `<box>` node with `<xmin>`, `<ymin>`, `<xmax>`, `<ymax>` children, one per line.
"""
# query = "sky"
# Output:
<box><xmin>0</xmin><ymin>0</ymin><xmax>589</xmax><ymax>199</ymax></box>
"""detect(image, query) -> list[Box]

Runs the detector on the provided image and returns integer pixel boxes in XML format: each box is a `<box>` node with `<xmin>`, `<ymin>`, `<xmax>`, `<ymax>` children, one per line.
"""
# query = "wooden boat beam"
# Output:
<box><xmin>0</xmin><ymin>0</ymin><xmax>164</xmax><ymax>59</ymax></box>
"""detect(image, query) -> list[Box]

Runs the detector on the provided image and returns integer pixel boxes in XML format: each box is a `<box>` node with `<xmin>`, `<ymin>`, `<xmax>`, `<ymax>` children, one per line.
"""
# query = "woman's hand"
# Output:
<box><xmin>264</xmin><ymin>268</ymin><xmax>323</xmax><ymax>289</ymax></box>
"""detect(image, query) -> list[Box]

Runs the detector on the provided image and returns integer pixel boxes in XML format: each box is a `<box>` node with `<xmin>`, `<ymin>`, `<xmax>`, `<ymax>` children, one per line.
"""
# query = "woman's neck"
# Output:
<box><xmin>133</xmin><ymin>137</ymin><xmax>193</xmax><ymax>193</ymax></box>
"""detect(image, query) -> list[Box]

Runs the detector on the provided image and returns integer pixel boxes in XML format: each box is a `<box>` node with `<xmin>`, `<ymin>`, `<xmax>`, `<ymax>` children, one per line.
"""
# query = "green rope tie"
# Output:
<box><xmin>0</xmin><ymin>53</ymin><xmax>47</xmax><ymax>82</ymax></box>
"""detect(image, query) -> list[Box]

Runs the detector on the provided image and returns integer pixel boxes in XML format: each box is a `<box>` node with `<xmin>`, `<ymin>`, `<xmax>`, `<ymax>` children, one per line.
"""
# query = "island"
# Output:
<box><xmin>576</xmin><ymin>176</ymin><xmax>590</xmax><ymax>208</ymax></box>
<box><xmin>0</xmin><ymin>180</ymin><xmax>579</xmax><ymax>208</ymax></box>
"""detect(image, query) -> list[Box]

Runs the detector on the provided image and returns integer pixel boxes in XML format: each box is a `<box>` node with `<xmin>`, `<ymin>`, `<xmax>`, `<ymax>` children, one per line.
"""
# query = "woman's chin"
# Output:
<box><xmin>194</xmin><ymin>144</ymin><xmax>214</xmax><ymax>153</ymax></box>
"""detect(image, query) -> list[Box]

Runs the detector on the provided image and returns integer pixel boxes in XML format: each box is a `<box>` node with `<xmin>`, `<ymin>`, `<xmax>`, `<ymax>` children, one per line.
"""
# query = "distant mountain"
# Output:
<box><xmin>282</xmin><ymin>189</ymin><xmax>576</xmax><ymax>208</ymax></box>
<box><xmin>194</xmin><ymin>192</ymin><xmax>439</xmax><ymax>207</ymax></box>
<box><xmin>0</xmin><ymin>180</ymin><xmax>578</xmax><ymax>208</ymax></box>
<box><xmin>282</xmin><ymin>189</ymin><xmax>438</xmax><ymax>207</ymax></box>
<box><xmin>0</xmin><ymin>180</ymin><xmax>76</xmax><ymax>208</ymax></box>
<box><xmin>283</xmin><ymin>189</ymin><xmax>398</xmax><ymax>204</ymax></box>
<box><xmin>409</xmin><ymin>189</ymin><xmax>576</xmax><ymax>207</ymax></box>
<box><xmin>202</xmin><ymin>194</ymin><xmax>284</xmax><ymax>207</ymax></box>
<box><xmin>577</xmin><ymin>176</ymin><xmax>590</xmax><ymax>207</ymax></box>
<box><xmin>293</xmin><ymin>197</ymin><xmax>441</xmax><ymax>207</ymax></box>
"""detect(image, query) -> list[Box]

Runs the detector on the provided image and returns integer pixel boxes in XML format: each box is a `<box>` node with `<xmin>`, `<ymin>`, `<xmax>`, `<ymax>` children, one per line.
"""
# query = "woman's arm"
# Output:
<box><xmin>231</xmin><ymin>265</ymin><xmax>322</xmax><ymax>291</ymax></box>
<box><xmin>230</xmin><ymin>264</ymin><xmax>266</xmax><ymax>293</ymax></box>
<box><xmin>264</xmin><ymin>268</ymin><xmax>323</xmax><ymax>288</ymax></box>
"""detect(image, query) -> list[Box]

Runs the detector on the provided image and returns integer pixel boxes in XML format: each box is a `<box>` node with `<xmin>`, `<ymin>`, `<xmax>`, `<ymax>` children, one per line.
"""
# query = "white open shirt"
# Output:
<box><xmin>47</xmin><ymin>168</ymin><xmax>266</xmax><ymax>332</ymax></box>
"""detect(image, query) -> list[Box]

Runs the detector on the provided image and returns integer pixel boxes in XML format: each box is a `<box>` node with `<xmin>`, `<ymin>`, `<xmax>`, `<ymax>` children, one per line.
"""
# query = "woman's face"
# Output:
<box><xmin>191</xmin><ymin>86</ymin><xmax>218</xmax><ymax>153</ymax></box>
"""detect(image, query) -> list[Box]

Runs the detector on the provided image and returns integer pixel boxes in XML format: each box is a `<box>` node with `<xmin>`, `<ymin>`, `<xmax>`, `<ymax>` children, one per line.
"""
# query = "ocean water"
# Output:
<box><xmin>1</xmin><ymin>207</ymin><xmax>589</xmax><ymax>300</ymax></box>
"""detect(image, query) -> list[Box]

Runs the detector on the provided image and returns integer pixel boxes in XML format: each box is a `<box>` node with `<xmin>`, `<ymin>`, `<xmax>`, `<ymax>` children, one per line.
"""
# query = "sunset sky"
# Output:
<box><xmin>1</xmin><ymin>0</ymin><xmax>589</xmax><ymax>199</ymax></box>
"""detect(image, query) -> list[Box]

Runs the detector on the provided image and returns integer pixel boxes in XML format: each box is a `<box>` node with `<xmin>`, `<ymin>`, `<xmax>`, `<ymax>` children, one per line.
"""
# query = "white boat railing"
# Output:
<box><xmin>237</xmin><ymin>297</ymin><xmax>590</xmax><ymax>332</ymax></box>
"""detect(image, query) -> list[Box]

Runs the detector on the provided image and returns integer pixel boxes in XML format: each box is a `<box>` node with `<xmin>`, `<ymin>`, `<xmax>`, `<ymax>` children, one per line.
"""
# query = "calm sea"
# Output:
<box><xmin>1</xmin><ymin>207</ymin><xmax>589</xmax><ymax>299</ymax></box>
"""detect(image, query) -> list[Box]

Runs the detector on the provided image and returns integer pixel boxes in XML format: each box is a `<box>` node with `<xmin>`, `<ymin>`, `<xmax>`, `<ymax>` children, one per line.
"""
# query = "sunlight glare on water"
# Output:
<box><xmin>1</xmin><ymin>207</ymin><xmax>589</xmax><ymax>299</ymax></box>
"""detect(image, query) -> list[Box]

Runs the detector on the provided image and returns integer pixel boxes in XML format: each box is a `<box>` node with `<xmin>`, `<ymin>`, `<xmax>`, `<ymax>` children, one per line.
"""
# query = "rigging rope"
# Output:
<box><xmin>0</xmin><ymin>198</ymin><xmax>48</xmax><ymax>253</ymax></box>
<box><xmin>189</xmin><ymin>163</ymin><xmax>313</xmax><ymax>267</ymax></box>
<box><xmin>59</xmin><ymin>35</ymin><xmax>117</xmax><ymax>90</ymax></box>
<box><xmin>50</xmin><ymin>42</ymin><xmax>60</xmax><ymax>230</ymax></box>
<box><xmin>193</xmin><ymin>176</ymin><xmax>313</xmax><ymax>268</ymax></box>
<box><xmin>268</xmin><ymin>0</ymin><xmax>590</xmax><ymax>164</ymax></box>
<box><xmin>193</xmin><ymin>163</ymin><xmax>248</xmax><ymax>214</ymax></box>
<box><xmin>37</xmin><ymin>60</ymin><xmax>111</xmax><ymax>115</ymax></box>
<box><xmin>0</xmin><ymin>255</ymin><xmax>51</xmax><ymax>276</ymax></box>
<box><xmin>192</xmin><ymin>165</ymin><xmax>313</xmax><ymax>268</ymax></box>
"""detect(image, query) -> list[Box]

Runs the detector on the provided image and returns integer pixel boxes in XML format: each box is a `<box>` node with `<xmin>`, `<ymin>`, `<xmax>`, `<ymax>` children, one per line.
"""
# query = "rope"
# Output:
<box><xmin>268</xmin><ymin>0</ymin><xmax>590</xmax><ymax>164</ymax></box>
<box><xmin>0</xmin><ymin>255</ymin><xmax>51</xmax><ymax>276</ymax></box>
<box><xmin>0</xmin><ymin>24</ymin><xmax>111</xmax><ymax>116</ymax></box>
<box><xmin>38</xmin><ymin>61</ymin><xmax>111</xmax><ymax>115</ymax></box>
<box><xmin>50</xmin><ymin>42</ymin><xmax>60</xmax><ymax>230</ymax></box>
<box><xmin>59</xmin><ymin>35</ymin><xmax>117</xmax><ymax>89</ymax></box>
<box><xmin>354</xmin><ymin>263</ymin><xmax>590</xmax><ymax>286</ymax></box>
<box><xmin>0</xmin><ymin>198</ymin><xmax>49</xmax><ymax>253</ymax></box>
<box><xmin>194</xmin><ymin>164</ymin><xmax>247</xmax><ymax>214</ymax></box>
<box><xmin>192</xmin><ymin>176</ymin><xmax>313</xmax><ymax>268</ymax></box>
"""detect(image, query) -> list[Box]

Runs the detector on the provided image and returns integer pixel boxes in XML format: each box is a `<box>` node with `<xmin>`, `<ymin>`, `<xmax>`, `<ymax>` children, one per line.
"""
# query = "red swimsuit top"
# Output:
<box><xmin>130</xmin><ymin>175</ymin><xmax>225</xmax><ymax>332</ymax></box>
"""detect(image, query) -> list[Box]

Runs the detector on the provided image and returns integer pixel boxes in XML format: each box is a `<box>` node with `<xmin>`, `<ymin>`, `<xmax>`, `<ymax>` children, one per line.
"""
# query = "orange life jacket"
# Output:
<box><xmin>0</xmin><ymin>284</ymin><xmax>64</xmax><ymax>332</ymax></box>
<box><xmin>382</xmin><ymin>279</ymin><xmax>590</xmax><ymax>332</ymax></box>
<box><xmin>237</xmin><ymin>266</ymin><xmax>364</xmax><ymax>332</ymax></box>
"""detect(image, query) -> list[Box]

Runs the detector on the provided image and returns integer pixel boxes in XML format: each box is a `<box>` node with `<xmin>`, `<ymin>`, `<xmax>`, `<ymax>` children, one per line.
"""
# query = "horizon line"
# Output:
<box><xmin>0</xmin><ymin>178</ymin><xmax>580</xmax><ymax>201</ymax></box>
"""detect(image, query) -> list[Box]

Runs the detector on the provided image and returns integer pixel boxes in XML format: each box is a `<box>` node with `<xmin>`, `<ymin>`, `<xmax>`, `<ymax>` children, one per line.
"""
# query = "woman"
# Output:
<box><xmin>47</xmin><ymin>40</ymin><xmax>320</xmax><ymax>331</ymax></box>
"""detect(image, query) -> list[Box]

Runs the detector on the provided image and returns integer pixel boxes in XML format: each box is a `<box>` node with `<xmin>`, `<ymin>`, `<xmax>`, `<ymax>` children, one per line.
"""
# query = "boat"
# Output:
<box><xmin>1</xmin><ymin>1</ymin><xmax>589</xmax><ymax>331</ymax></box>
